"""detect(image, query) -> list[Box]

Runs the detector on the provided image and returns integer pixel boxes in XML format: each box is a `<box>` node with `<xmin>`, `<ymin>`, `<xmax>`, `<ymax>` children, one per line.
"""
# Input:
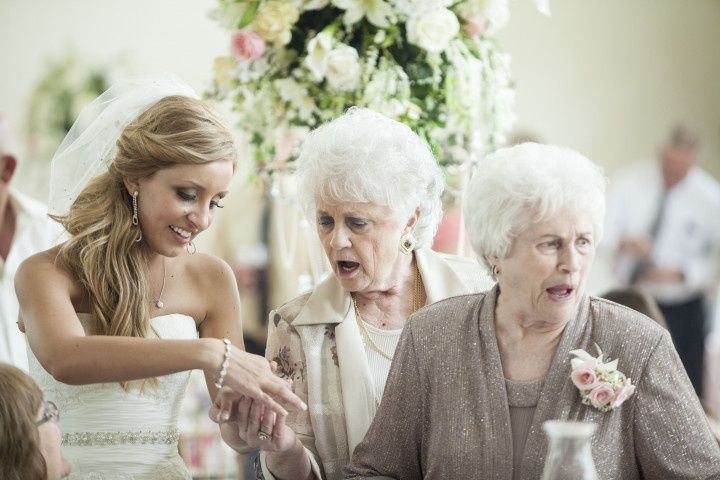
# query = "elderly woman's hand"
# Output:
<box><xmin>210</xmin><ymin>366</ymin><xmax>300</xmax><ymax>453</ymax></box>
<box><xmin>212</xmin><ymin>389</ymin><xmax>298</xmax><ymax>452</ymax></box>
<box><xmin>236</xmin><ymin>395</ymin><xmax>298</xmax><ymax>452</ymax></box>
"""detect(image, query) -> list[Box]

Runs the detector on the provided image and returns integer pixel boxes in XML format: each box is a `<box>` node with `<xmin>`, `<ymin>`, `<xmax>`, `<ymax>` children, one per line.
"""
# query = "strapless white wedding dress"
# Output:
<box><xmin>28</xmin><ymin>314</ymin><xmax>198</xmax><ymax>479</ymax></box>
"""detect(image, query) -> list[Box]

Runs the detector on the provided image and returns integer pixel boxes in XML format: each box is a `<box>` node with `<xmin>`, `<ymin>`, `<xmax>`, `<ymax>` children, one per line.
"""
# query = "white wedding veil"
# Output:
<box><xmin>48</xmin><ymin>73</ymin><xmax>199</xmax><ymax>216</ymax></box>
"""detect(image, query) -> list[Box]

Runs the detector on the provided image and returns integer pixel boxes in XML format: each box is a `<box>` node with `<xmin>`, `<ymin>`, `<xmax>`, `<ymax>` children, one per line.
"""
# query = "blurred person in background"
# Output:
<box><xmin>0</xmin><ymin>362</ymin><xmax>71</xmax><ymax>479</ymax></box>
<box><xmin>213</xmin><ymin>107</ymin><xmax>491</xmax><ymax>480</ymax></box>
<box><xmin>600</xmin><ymin>286</ymin><xmax>667</xmax><ymax>330</ymax></box>
<box><xmin>603</xmin><ymin>126</ymin><xmax>720</xmax><ymax>397</ymax></box>
<box><xmin>0</xmin><ymin>113</ymin><xmax>63</xmax><ymax>371</ymax></box>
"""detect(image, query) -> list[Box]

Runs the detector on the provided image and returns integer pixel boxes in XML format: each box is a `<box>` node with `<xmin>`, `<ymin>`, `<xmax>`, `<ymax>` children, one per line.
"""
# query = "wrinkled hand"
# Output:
<box><xmin>216</xmin><ymin>346</ymin><xmax>305</xmax><ymax>417</ymax></box>
<box><xmin>211</xmin><ymin>390</ymin><xmax>298</xmax><ymax>453</ymax></box>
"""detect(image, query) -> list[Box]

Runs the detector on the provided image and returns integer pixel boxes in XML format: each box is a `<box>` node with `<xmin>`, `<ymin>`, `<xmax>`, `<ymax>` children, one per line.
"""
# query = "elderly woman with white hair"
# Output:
<box><xmin>345</xmin><ymin>143</ymin><xmax>720</xmax><ymax>479</ymax></box>
<box><xmin>215</xmin><ymin>108</ymin><xmax>491</xmax><ymax>479</ymax></box>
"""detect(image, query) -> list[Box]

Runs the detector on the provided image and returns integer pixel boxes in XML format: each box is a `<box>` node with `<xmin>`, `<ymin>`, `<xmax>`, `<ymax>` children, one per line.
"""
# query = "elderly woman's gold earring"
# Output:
<box><xmin>399</xmin><ymin>233</ymin><xmax>417</xmax><ymax>255</ymax></box>
<box><xmin>132</xmin><ymin>191</ymin><xmax>142</xmax><ymax>243</ymax></box>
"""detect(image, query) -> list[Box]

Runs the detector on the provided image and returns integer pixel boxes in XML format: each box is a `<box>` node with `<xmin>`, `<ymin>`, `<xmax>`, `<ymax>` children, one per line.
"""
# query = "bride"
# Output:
<box><xmin>16</xmin><ymin>74</ymin><xmax>304</xmax><ymax>479</ymax></box>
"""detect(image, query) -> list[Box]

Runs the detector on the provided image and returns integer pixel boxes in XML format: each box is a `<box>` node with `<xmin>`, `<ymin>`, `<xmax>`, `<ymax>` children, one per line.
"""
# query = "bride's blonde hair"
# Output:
<box><xmin>51</xmin><ymin>96</ymin><xmax>236</xmax><ymax>388</ymax></box>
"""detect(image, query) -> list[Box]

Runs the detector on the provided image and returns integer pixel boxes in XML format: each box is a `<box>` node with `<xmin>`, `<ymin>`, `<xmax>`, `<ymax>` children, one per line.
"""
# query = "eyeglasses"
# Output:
<box><xmin>35</xmin><ymin>400</ymin><xmax>60</xmax><ymax>427</ymax></box>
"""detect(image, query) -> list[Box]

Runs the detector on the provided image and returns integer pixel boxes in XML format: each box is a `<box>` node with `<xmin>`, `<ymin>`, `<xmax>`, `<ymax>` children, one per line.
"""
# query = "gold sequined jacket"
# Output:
<box><xmin>345</xmin><ymin>287</ymin><xmax>720</xmax><ymax>479</ymax></box>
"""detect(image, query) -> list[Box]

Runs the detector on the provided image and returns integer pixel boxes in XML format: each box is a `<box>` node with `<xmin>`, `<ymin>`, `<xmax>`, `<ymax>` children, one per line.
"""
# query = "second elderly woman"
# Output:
<box><xmin>345</xmin><ymin>143</ymin><xmax>720</xmax><ymax>479</ymax></box>
<box><xmin>216</xmin><ymin>108</ymin><xmax>491</xmax><ymax>479</ymax></box>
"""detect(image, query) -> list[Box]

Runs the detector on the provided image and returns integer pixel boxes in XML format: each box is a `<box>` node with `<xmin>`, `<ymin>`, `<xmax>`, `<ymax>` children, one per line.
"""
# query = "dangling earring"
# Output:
<box><xmin>132</xmin><ymin>191</ymin><xmax>142</xmax><ymax>243</ymax></box>
<box><xmin>186</xmin><ymin>241</ymin><xmax>196</xmax><ymax>255</ymax></box>
<box><xmin>399</xmin><ymin>232</ymin><xmax>417</xmax><ymax>255</ymax></box>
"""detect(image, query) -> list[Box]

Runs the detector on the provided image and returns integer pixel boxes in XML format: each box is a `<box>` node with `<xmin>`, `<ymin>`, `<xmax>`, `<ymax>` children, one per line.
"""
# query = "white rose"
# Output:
<box><xmin>254</xmin><ymin>0</ymin><xmax>299</xmax><ymax>46</ymax></box>
<box><xmin>406</xmin><ymin>8</ymin><xmax>459</xmax><ymax>53</ymax></box>
<box><xmin>325</xmin><ymin>44</ymin><xmax>361</xmax><ymax>91</ymax></box>
<box><xmin>303</xmin><ymin>31</ymin><xmax>333</xmax><ymax>80</ymax></box>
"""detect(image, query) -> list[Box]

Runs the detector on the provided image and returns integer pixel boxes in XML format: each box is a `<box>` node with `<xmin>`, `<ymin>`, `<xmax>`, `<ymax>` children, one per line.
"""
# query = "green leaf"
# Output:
<box><xmin>238</xmin><ymin>1</ymin><xmax>259</xmax><ymax>29</ymax></box>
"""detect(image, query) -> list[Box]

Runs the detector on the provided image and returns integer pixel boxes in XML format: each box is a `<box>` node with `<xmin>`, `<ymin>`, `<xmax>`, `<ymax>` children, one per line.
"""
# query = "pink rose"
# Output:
<box><xmin>610</xmin><ymin>379</ymin><xmax>636</xmax><ymax>408</ymax></box>
<box><xmin>463</xmin><ymin>19</ymin><xmax>486</xmax><ymax>38</ymax></box>
<box><xmin>588</xmin><ymin>383</ymin><xmax>615</xmax><ymax>410</ymax></box>
<box><xmin>571</xmin><ymin>361</ymin><xmax>600</xmax><ymax>390</ymax></box>
<box><xmin>231</xmin><ymin>30</ymin><xmax>266</xmax><ymax>61</ymax></box>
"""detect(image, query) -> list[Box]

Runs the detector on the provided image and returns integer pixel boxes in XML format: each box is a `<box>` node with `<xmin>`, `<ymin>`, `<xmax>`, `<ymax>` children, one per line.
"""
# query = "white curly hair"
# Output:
<box><xmin>463</xmin><ymin>142</ymin><xmax>607</xmax><ymax>273</ymax></box>
<box><xmin>296</xmin><ymin>107</ymin><xmax>444</xmax><ymax>248</ymax></box>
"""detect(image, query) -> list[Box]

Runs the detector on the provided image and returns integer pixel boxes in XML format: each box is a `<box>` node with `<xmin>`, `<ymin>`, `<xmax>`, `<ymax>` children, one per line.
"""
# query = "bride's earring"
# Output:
<box><xmin>132</xmin><ymin>191</ymin><xmax>142</xmax><ymax>243</ymax></box>
<box><xmin>186</xmin><ymin>241</ymin><xmax>196</xmax><ymax>255</ymax></box>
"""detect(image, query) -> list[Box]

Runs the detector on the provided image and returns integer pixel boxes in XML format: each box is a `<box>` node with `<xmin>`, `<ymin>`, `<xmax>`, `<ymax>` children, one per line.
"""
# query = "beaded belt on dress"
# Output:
<box><xmin>62</xmin><ymin>428</ymin><xmax>179</xmax><ymax>446</ymax></box>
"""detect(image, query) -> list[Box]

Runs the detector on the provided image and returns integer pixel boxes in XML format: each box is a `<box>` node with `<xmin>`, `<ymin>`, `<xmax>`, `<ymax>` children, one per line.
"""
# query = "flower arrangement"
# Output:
<box><xmin>208</xmin><ymin>0</ymin><xmax>549</xmax><ymax>181</ymax></box>
<box><xmin>570</xmin><ymin>345</ymin><xmax>636</xmax><ymax>412</ymax></box>
<box><xmin>26</xmin><ymin>52</ymin><xmax>112</xmax><ymax>164</ymax></box>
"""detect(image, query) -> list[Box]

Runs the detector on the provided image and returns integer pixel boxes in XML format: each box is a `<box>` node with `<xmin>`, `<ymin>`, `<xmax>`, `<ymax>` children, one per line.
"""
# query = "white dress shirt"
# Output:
<box><xmin>0</xmin><ymin>189</ymin><xmax>63</xmax><ymax>370</ymax></box>
<box><xmin>604</xmin><ymin>161</ymin><xmax>720</xmax><ymax>304</ymax></box>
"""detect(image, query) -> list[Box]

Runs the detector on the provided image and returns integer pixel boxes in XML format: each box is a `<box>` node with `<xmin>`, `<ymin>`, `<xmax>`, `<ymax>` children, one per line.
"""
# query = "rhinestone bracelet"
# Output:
<box><xmin>214</xmin><ymin>338</ymin><xmax>232</xmax><ymax>389</ymax></box>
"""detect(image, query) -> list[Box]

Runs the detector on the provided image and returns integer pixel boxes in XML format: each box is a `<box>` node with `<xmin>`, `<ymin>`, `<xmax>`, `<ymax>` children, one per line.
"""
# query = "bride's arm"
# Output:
<box><xmin>195</xmin><ymin>254</ymin><xmax>252</xmax><ymax>403</ymax></box>
<box><xmin>16</xmin><ymin>252</ymin><xmax>304</xmax><ymax>415</ymax></box>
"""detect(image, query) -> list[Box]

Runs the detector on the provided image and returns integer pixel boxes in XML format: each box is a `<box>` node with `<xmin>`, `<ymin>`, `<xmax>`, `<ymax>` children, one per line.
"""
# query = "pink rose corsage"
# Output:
<box><xmin>569</xmin><ymin>344</ymin><xmax>636</xmax><ymax>412</ymax></box>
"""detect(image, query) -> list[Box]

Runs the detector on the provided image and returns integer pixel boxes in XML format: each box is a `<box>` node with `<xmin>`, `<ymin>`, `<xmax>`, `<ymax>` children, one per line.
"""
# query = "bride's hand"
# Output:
<box><xmin>210</xmin><ymin>362</ymin><xmax>287</xmax><ymax>423</ymax></box>
<box><xmin>210</xmin><ymin>344</ymin><xmax>305</xmax><ymax>417</ymax></box>
<box><xmin>209</xmin><ymin>387</ymin><xmax>241</xmax><ymax>423</ymax></box>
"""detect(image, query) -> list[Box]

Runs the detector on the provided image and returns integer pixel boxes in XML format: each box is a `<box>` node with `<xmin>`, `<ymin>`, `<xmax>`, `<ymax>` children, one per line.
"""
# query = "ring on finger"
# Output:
<box><xmin>257</xmin><ymin>430</ymin><xmax>272</xmax><ymax>441</ymax></box>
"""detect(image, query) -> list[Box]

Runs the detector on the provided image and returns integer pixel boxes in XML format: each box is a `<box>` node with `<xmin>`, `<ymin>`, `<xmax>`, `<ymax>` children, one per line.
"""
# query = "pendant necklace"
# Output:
<box><xmin>153</xmin><ymin>258</ymin><xmax>166</xmax><ymax>309</ymax></box>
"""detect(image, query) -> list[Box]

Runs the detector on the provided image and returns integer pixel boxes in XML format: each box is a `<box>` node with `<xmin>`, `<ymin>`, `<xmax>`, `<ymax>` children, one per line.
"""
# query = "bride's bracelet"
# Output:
<box><xmin>214</xmin><ymin>338</ymin><xmax>232</xmax><ymax>389</ymax></box>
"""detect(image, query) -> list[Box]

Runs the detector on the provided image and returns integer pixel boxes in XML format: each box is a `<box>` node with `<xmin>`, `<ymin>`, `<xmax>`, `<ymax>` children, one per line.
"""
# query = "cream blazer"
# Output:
<box><xmin>259</xmin><ymin>248</ymin><xmax>491</xmax><ymax>479</ymax></box>
<box><xmin>345</xmin><ymin>287</ymin><xmax>720</xmax><ymax>479</ymax></box>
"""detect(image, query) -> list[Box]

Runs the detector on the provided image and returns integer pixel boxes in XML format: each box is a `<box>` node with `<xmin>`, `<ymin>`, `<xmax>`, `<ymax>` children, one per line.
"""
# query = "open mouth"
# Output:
<box><xmin>170</xmin><ymin>225</ymin><xmax>192</xmax><ymax>243</ymax></box>
<box><xmin>337</xmin><ymin>260</ymin><xmax>360</xmax><ymax>274</ymax></box>
<box><xmin>546</xmin><ymin>285</ymin><xmax>575</xmax><ymax>299</ymax></box>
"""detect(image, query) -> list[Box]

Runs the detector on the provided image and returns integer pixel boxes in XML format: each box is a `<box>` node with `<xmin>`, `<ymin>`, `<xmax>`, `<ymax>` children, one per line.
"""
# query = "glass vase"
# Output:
<box><xmin>541</xmin><ymin>420</ymin><xmax>598</xmax><ymax>480</ymax></box>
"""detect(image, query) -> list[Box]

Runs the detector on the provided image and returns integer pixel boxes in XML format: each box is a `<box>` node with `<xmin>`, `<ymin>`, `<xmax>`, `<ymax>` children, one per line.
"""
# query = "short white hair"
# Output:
<box><xmin>296</xmin><ymin>107</ymin><xmax>444</xmax><ymax>248</ymax></box>
<box><xmin>463</xmin><ymin>142</ymin><xmax>607</xmax><ymax>272</ymax></box>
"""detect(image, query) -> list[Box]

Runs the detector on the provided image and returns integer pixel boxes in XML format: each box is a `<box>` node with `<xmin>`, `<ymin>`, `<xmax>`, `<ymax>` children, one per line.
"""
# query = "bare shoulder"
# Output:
<box><xmin>180</xmin><ymin>252</ymin><xmax>236</xmax><ymax>297</ymax></box>
<box><xmin>15</xmin><ymin>245</ymin><xmax>73</xmax><ymax>289</ymax></box>
<box><xmin>184</xmin><ymin>252</ymin><xmax>234</xmax><ymax>277</ymax></box>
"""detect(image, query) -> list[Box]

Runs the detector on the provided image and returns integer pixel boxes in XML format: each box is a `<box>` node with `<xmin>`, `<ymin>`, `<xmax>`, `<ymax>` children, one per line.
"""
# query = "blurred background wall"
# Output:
<box><xmin>498</xmin><ymin>0</ymin><xmax>720</xmax><ymax>178</ymax></box>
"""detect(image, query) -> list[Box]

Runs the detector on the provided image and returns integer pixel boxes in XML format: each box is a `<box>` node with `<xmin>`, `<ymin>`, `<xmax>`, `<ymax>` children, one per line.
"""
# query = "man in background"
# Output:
<box><xmin>0</xmin><ymin>113</ymin><xmax>62</xmax><ymax>370</ymax></box>
<box><xmin>604</xmin><ymin>126</ymin><xmax>720</xmax><ymax>397</ymax></box>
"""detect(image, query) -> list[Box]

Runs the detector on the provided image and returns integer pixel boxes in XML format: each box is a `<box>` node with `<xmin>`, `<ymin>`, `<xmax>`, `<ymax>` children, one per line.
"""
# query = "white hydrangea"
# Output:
<box><xmin>274</xmin><ymin>78</ymin><xmax>317</xmax><ymax>121</ymax></box>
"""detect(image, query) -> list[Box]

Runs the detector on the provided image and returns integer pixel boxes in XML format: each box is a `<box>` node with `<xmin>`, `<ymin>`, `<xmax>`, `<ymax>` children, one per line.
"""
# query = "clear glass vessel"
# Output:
<box><xmin>541</xmin><ymin>420</ymin><xmax>599</xmax><ymax>480</ymax></box>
